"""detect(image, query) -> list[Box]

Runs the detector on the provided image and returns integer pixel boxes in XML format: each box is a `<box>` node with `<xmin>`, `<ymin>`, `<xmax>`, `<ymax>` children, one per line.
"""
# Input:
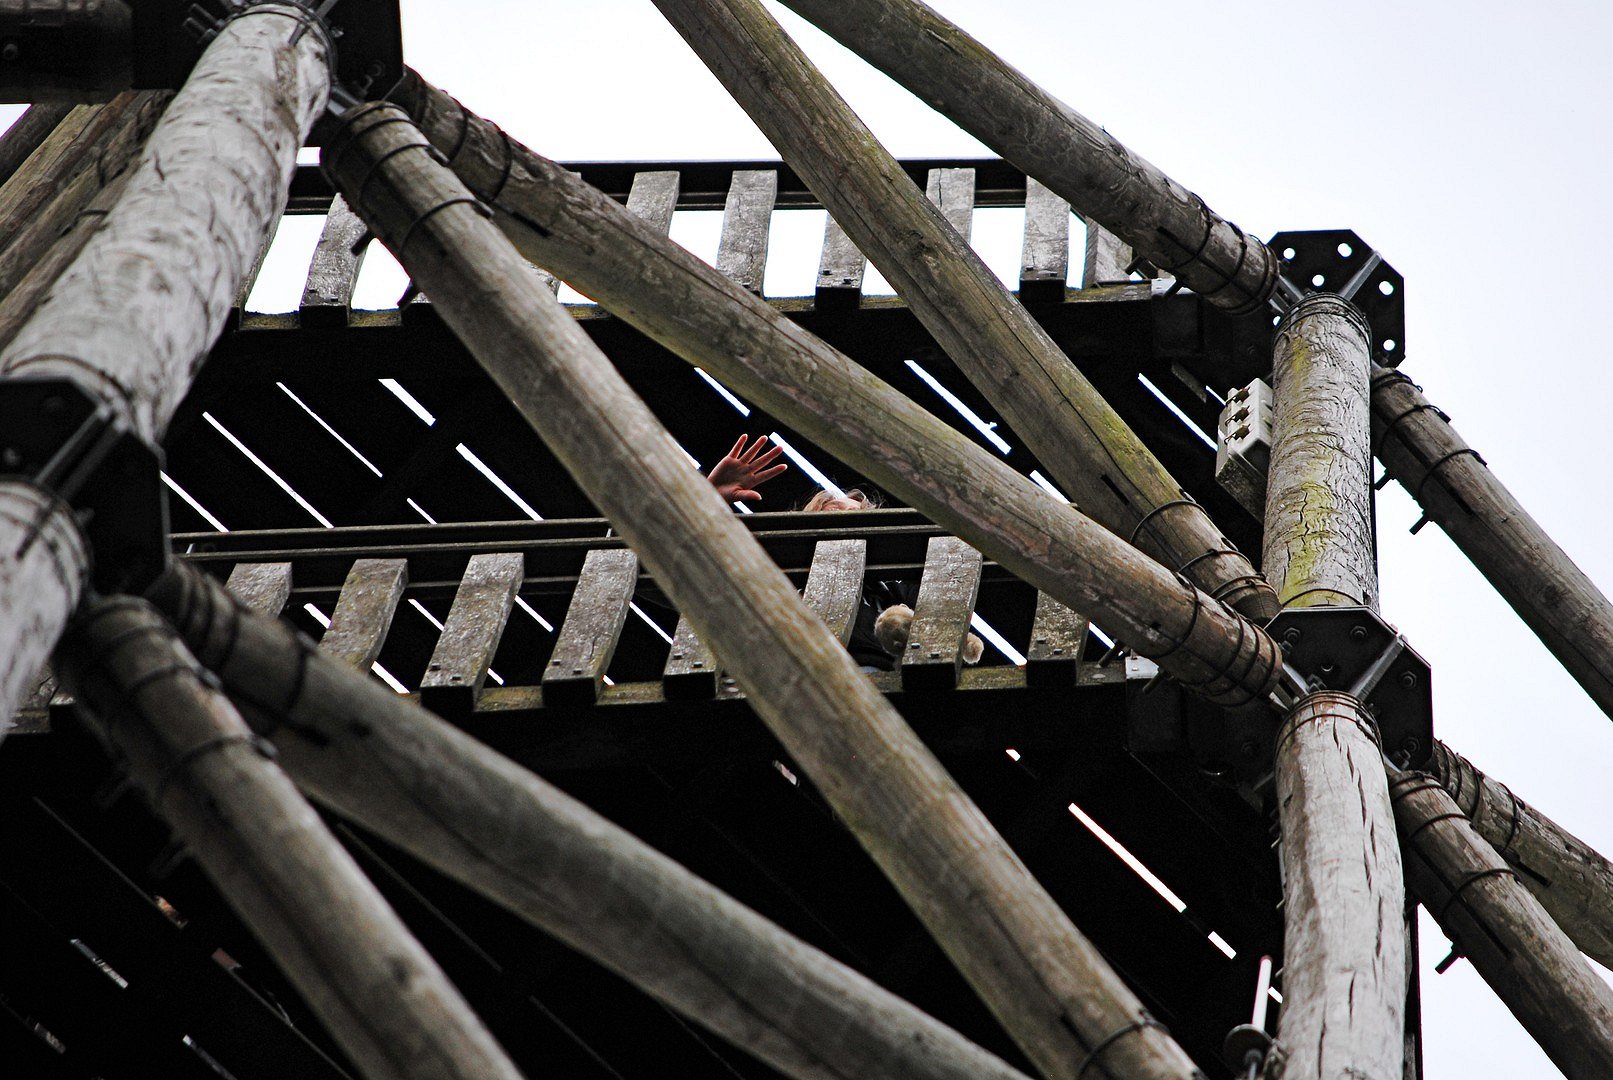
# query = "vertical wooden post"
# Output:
<box><xmin>1390</xmin><ymin>774</ymin><xmax>1613</xmax><ymax>1076</ymax></box>
<box><xmin>1372</xmin><ymin>365</ymin><xmax>1613</xmax><ymax>722</ymax></box>
<box><xmin>649</xmin><ymin>0</ymin><xmax>1277</xmax><ymax>622</ymax></box>
<box><xmin>56</xmin><ymin>597</ymin><xmax>525</xmax><ymax>1080</ymax></box>
<box><xmin>773</xmin><ymin>0</ymin><xmax>1278</xmax><ymax>313</ymax></box>
<box><xmin>386</xmin><ymin>71</ymin><xmax>1284</xmax><ymax>707</ymax></box>
<box><xmin>150</xmin><ymin>563</ymin><xmax>1036</xmax><ymax>1080</ymax></box>
<box><xmin>1264</xmin><ymin>294</ymin><xmax>1405</xmax><ymax>1079</ymax></box>
<box><xmin>325</xmin><ymin>104</ymin><xmax>1203</xmax><ymax>1080</ymax></box>
<box><xmin>0</xmin><ymin>483</ymin><xmax>88</xmax><ymax>739</ymax></box>
<box><xmin>0</xmin><ymin>4</ymin><xmax>328</xmax><ymax>728</ymax></box>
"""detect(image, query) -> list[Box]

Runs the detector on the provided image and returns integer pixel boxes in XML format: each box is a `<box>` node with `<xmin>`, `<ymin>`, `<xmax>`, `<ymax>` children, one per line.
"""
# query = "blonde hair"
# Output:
<box><xmin>802</xmin><ymin>487</ymin><xmax>882</xmax><ymax>511</ymax></box>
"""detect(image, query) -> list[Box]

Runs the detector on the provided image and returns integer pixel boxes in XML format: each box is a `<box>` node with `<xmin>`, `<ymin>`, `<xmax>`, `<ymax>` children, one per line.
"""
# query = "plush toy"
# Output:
<box><xmin>874</xmin><ymin>604</ymin><xmax>984</xmax><ymax>664</ymax></box>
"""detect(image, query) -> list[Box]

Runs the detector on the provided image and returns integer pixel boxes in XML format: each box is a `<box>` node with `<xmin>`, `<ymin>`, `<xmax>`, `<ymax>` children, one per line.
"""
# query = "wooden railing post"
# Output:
<box><xmin>56</xmin><ymin>596</ymin><xmax>525</xmax><ymax>1080</ymax></box>
<box><xmin>322</xmin><ymin>102</ymin><xmax>1204</xmax><ymax>1080</ymax></box>
<box><xmin>1264</xmin><ymin>295</ymin><xmax>1406</xmax><ymax>1079</ymax></box>
<box><xmin>0</xmin><ymin>4</ymin><xmax>329</xmax><ymax>731</ymax></box>
<box><xmin>649</xmin><ymin>0</ymin><xmax>1277</xmax><ymax>623</ymax></box>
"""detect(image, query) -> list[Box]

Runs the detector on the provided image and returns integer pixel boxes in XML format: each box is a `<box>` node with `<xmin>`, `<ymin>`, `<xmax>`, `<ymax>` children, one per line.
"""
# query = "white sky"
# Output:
<box><xmin>383</xmin><ymin>4</ymin><xmax>1608</xmax><ymax>1074</ymax></box>
<box><xmin>11</xmin><ymin>1</ymin><xmax>1612</xmax><ymax>1075</ymax></box>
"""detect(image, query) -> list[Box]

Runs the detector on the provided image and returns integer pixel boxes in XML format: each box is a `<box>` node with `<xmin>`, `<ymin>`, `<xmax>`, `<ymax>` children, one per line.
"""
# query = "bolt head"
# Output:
<box><xmin>1399</xmin><ymin>670</ymin><xmax>1418</xmax><ymax>689</ymax></box>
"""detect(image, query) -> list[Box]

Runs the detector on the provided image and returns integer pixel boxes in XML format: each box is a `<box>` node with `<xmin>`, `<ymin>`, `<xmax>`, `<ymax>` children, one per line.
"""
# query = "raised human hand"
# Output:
<box><xmin>707</xmin><ymin>434</ymin><xmax>788</xmax><ymax>503</ymax></box>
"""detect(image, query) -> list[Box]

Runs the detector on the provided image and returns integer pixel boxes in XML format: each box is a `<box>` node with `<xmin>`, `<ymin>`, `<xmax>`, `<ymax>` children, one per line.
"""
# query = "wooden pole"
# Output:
<box><xmin>0</xmin><ymin>3</ymin><xmax>328</xmax><ymax>730</ymax></box>
<box><xmin>1264</xmin><ymin>295</ymin><xmax>1406</xmax><ymax>1079</ymax></box>
<box><xmin>1428</xmin><ymin>741</ymin><xmax>1613</xmax><ymax>969</ymax></box>
<box><xmin>1372</xmin><ymin>365</ymin><xmax>1613</xmax><ymax>722</ymax></box>
<box><xmin>386</xmin><ymin>73</ymin><xmax>1285</xmax><ymax>709</ymax></box>
<box><xmin>648</xmin><ymin>0</ymin><xmax>1277</xmax><ymax>623</ymax></box>
<box><xmin>148</xmin><ymin>562</ymin><xmax>1037</xmax><ymax>1080</ymax></box>
<box><xmin>1390</xmin><ymin>773</ymin><xmax>1613</xmax><ymax>1077</ymax></box>
<box><xmin>322</xmin><ymin>103</ymin><xmax>1203</xmax><ymax>1080</ymax></box>
<box><xmin>55</xmin><ymin>596</ymin><xmax>526</xmax><ymax>1080</ymax></box>
<box><xmin>0</xmin><ymin>102</ymin><xmax>76</xmax><ymax>185</ymax></box>
<box><xmin>774</xmin><ymin>0</ymin><xmax>1278</xmax><ymax>315</ymax></box>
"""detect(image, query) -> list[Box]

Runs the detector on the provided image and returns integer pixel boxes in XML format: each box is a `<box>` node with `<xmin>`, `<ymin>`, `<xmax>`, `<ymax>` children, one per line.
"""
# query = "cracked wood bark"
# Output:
<box><xmin>1265</xmin><ymin>295</ymin><xmax>1405</xmax><ymax>1080</ymax></box>
<box><xmin>1428</xmin><ymin>741</ymin><xmax>1613</xmax><ymax>969</ymax></box>
<box><xmin>326</xmin><ymin>103</ymin><xmax>1203</xmax><ymax>1080</ymax></box>
<box><xmin>1371</xmin><ymin>365</ymin><xmax>1613</xmax><ymax>722</ymax></box>
<box><xmin>649</xmin><ymin>0</ymin><xmax>1276</xmax><ymax>623</ymax></box>
<box><xmin>0</xmin><ymin>5</ymin><xmax>326</xmax><ymax>730</ymax></box>
<box><xmin>387</xmin><ymin>72</ymin><xmax>1284</xmax><ymax>711</ymax></box>
<box><xmin>149</xmin><ymin>564</ymin><xmax>1034</xmax><ymax>1080</ymax></box>
<box><xmin>56</xmin><ymin>596</ymin><xmax>524</xmax><ymax>1080</ymax></box>
<box><xmin>774</xmin><ymin>0</ymin><xmax>1278</xmax><ymax>313</ymax></box>
<box><xmin>1390</xmin><ymin>773</ymin><xmax>1613</xmax><ymax>1077</ymax></box>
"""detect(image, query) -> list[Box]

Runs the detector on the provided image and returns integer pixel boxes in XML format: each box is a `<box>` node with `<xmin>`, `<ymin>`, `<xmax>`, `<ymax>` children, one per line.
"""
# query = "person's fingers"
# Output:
<box><xmin>751</xmin><ymin>444</ymin><xmax>785</xmax><ymax>467</ymax></box>
<box><xmin>728</xmin><ymin>434</ymin><xmax>748</xmax><ymax>458</ymax></box>
<box><xmin>736</xmin><ymin>488</ymin><xmax>761</xmax><ymax>502</ymax></box>
<box><xmin>753</xmin><ymin>463</ymin><xmax>788</xmax><ymax>483</ymax></box>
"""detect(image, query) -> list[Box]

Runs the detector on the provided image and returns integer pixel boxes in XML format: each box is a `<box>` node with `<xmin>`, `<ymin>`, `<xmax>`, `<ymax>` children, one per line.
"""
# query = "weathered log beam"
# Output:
<box><xmin>1265</xmin><ymin>296</ymin><xmax>1405</xmax><ymax>1079</ymax></box>
<box><xmin>1371</xmin><ymin>365</ymin><xmax>1613</xmax><ymax>722</ymax></box>
<box><xmin>324</xmin><ymin>103</ymin><xmax>1202</xmax><ymax>1080</ymax></box>
<box><xmin>1391</xmin><ymin>773</ymin><xmax>1613</xmax><ymax>1077</ymax></box>
<box><xmin>0</xmin><ymin>483</ymin><xmax>87</xmax><ymax>738</ymax></box>
<box><xmin>1429</xmin><ymin>741</ymin><xmax>1613</xmax><ymax>969</ymax></box>
<box><xmin>0</xmin><ymin>4</ymin><xmax>328</xmax><ymax>731</ymax></box>
<box><xmin>56</xmin><ymin>596</ymin><xmax>525</xmax><ymax>1080</ymax></box>
<box><xmin>0</xmin><ymin>102</ymin><xmax>75</xmax><ymax>184</ymax></box>
<box><xmin>648</xmin><ymin>0</ymin><xmax>1277</xmax><ymax>622</ymax></box>
<box><xmin>148</xmin><ymin>561</ymin><xmax>1034</xmax><ymax>1080</ymax></box>
<box><xmin>775</xmin><ymin>0</ymin><xmax>1278</xmax><ymax>315</ymax></box>
<box><xmin>387</xmin><ymin>72</ymin><xmax>1284</xmax><ymax>709</ymax></box>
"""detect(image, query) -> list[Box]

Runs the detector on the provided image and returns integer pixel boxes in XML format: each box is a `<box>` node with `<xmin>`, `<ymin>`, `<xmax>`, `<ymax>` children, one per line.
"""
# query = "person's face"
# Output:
<box><xmin>817</xmin><ymin>496</ymin><xmax>866</xmax><ymax>512</ymax></box>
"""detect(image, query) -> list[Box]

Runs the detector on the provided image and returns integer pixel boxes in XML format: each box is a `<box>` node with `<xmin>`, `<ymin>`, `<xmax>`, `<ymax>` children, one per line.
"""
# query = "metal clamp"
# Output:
<box><xmin>1266</xmin><ymin>229</ymin><xmax>1405</xmax><ymax>365</ymax></box>
<box><xmin>0</xmin><ymin>378</ymin><xmax>167</xmax><ymax>592</ymax></box>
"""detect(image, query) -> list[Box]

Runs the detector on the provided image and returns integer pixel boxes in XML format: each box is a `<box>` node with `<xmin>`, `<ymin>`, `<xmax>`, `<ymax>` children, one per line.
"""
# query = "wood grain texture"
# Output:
<box><xmin>0</xmin><ymin>5</ymin><xmax>329</xmax><ymax>442</ymax></box>
<box><xmin>1018</xmin><ymin>177</ymin><xmax>1068</xmax><ymax>303</ymax></box>
<box><xmin>901</xmin><ymin>536</ymin><xmax>981</xmax><ymax>691</ymax></box>
<box><xmin>0</xmin><ymin>482</ymin><xmax>88</xmax><ymax>736</ymax></box>
<box><xmin>328</xmin><ymin>104</ymin><xmax>1201</xmax><ymax>1080</ymax></box>
<box><xmin>1025</xmin><ymin>591</ymin><xmax>1087</xmax><ymax>688</ymax></box>
<box><xmin>815</xmin><ymin>214</ymin><xmax>864</xmax><ymax>309</ymax></box>
<box><xmin>1372</xmin><ymin>364</ymin><xmax>1613</xmax><ymax>722</ymax></box>
<box><xmin>716</xmin><ymin>167</ymin><xmax>776</xmax><ymax>293</ymax></box>
<box><xmin>649</xmin><ymin>0</ymin><xmax>1276</xmax><ymax>623</ymax></box>
<box><xmin>225</xmin><ymin>561</ymin><xmax>292</xmax><ymax>617</ymax></box>
<box><xmin>542</xmin><ymin>547</ymin><xmax>636</xmax><ymax>706</ymax></box>
<box><xmin>319</xmin><ymin>557</ymin><xmax>408</xmax><ymax>671</ymax></box>
<box><xmin>1430</xmin><ymin>741</ymin><xmax>1613</xmax><ymax>969</ymax></box>
<box><xmin>57</xmin><ymin>597</ymin><xmax>524</xmax><ymax>1080</ymax></box>
<box><xmin>420</xmin><ymin>551</ymin><xmax>523</xmax><ymax>717</ymax></box>
<box><xmin>1264</xmin><ymin>294</ymin><xmax>1378</xmax><ymax>610</ymax></box>
<box><xmin>800</xmin><ymin>538</ymin><xmax>865</xmax><ymax>646</ymax></box>
<box><xmin>774</xmin><ymin>0</ymin><xmax>1278</xmax><ymax>314</ymax></box>
<box><xmin>152</xmin><ymin>548</ymin><xmax>1033</xmax><ymax>1080</ymax></box>
<box><xmin>924</xmin><ymin>166</ymin><xmax>974</xmax><ymax>240</ymax></box>
<box><xmin>387</xmin><ymin>70</ymin><xmax>1284</xmax><ymax>708</ymax></box>
<box><xmin>1082</xmin><ymin>222</ymin><xmax>1133</xmax><ymax>288</ymax></box>
<box><xmin>1392</xmin><ymin>773</ymin><xmax>1613</xmax><ymax>1078</ymax></box>
<box><xmin>663</xmin><ymin>613</ymin><xmax>719</xmax><ymax>699</ymax></box>
<box><xmin>626</xmin><ymin>169</ymin><xmax>680</xmax><ymax>234</ymax></box>
<box><xmin>0</xmin><ymin>102</ymin><xmax>75</xmax><ymax>186</ymax></box>
<box><xmin>299</xmin><ymin>194</ymin><xmax>369</xmax><ymax>328</ymax></box>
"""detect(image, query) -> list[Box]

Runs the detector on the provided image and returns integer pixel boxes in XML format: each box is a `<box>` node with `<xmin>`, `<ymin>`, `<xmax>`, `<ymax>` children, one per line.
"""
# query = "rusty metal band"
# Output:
<box><xmin>320</xmin><ymin>101</ymin><xmax>409</xmax><ymax>190</ymax></box>
<box><xmin>1073</xmin><ymin>1016</ymin><xmax>1170</xmax><ymax>1079</ymax></box>
<box><xmin>1411</xmin><ymin>448</ymin><xmax>1487</xmax><ymax>506</ymax></box>
<box><xmin>1126</xmin><ymin>497</ymin><xmax>1202</xmax><ymax>552</ymax></box>
<box><xmin>1434</xmin><ymin>866</ymin><xmax>1519</xmax><ymax>926</ymax></box>
<box><xmin>151</xmin><ymin>732</ymin><xmax>272</xmax><ymax>808</ymax></box>
<box><xmin>395</xmin><ymin>193</ymin><xmax>490</xmax><ymax>257</ymax></box>
<box><xmin>1134</xmin><ymin>569</ymin><xmax>1201</xmax><ymax>666</ymax></box>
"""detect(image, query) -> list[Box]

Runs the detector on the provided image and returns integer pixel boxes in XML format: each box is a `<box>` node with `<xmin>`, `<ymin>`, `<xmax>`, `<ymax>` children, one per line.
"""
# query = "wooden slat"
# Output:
<box><xmin>419</xmin><ymin>552</ymin><xmax>523</xmax><ymax>717</ymax></box>
<box><xmin>1082</xmin><ymin>221</ymin><xmax>1133</xmax><ymax>287</ymax></box>
<box><xmin>900</xmin><ymin>536</ymin><xmax>982</xmax><ymax>691</ymax></box>
<box><xmin>541</xmin><ymin>548</ymin><xmax>637</xmax><ymax>707</ymax></box>
<box><xmin>715</xmin><ymin>168</ymin><xmax>776</xmax><ymax>293</ymax></box>
<box><xmin>801</xmin><ymin>538</ymin><xmax>865</xmax><ymax>646</ymax></box>
<box><xmin>1024</xmin><ymin>591</ymin><xmax>1088</xmax><ymax>687</ymax></box>
<box><xmin>625</xmin><ymin>169</ymin><xmax>680</xmax><ymax>234</ymax></box>
<box><xmin>662</xmin><ymin>613</ymin><xmax>718</xmax><ymax>700</ymax></box>
<box><xmin>1018</xmin><ymin>177</ymin><xmax>1069</xmax><ymax>303</ymax></box>
<box><xmin>319</xmin><ymin>558</ymin><xmax>408</xmax><ymax>671</ymax></box>
<box><xmin>226</xmin><ymin>561</ymin><xmax>293</xmax><ymax>616</ymax></box>
<box><xmin>230</xmin><ymin>213</ymin><xmax>281</xmax><ymax>327</ymax></box>
<box><xmin>924</xmin><ymin>166</ymin><xmax>975</xmax><ymax>241</ymax></box>
<box><xmin>299</xmin><ymin>194</ymin><xmax>369</xmax><ymax>328</ymax></box>
<box><xmin>814</xmin><ymin>214</ymin><xmax>864</xmax><ymax>310</ymax></box>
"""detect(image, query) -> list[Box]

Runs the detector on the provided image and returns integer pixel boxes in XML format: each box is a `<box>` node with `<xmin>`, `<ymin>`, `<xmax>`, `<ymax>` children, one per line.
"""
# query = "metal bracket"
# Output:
<box><xmin>1265</xmin><ymin>606</ymin><xmax>1433</xmax><ymax>769</ymax></box>
<box><xmin>130</xmin><ymin>0</ymin><xmax>403</xmax><ymax>126</ymax></box>
<box><xmin>0</xmin><ymin>378</ymin><xmax>167</xmax><ymax>593</ymax></box>
<box><xmin>1266</xmin><ymin>229</ymin><xmax>1404</xmax><ymax>365</ymax></box>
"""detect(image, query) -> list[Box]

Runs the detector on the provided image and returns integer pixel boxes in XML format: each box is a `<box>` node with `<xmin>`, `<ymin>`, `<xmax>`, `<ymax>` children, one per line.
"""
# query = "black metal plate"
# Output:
<box><xmin>1268</xmin><ymin>229</ymin><xmax>1405</xmax><ymax>365</ymax></box>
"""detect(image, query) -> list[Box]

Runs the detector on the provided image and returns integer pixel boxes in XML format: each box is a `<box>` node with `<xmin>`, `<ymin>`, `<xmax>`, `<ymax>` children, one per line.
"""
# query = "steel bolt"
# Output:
<box><xmin>1399</xmin><ymin>670</ymin><xmax>1418</xmax><ymax>689</ymax></box>
<box><xmin>1350</xmin><ymin>625</ymin><xmax>1368</xmax><ymax>642</ymax></box>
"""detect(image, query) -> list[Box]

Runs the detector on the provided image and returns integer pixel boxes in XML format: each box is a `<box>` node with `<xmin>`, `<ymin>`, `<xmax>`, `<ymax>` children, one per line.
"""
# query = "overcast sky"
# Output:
<box><xmin>13</xmin><ymin>2</ymin><xmax>1612</xmax><ymax>1075</ymax></box>
<box><xmin>380</xmin><ymin>4</ymin><xmax>1612</xmax><ymax>1075</ymax></box>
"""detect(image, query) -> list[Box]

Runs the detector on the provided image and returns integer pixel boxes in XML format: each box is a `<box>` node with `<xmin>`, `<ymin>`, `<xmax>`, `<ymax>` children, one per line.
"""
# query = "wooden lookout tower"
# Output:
<box><xmin>1</xmin><ymin>2</ymin><xmax>1611</xmax><ymax>1078</ymax></box>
